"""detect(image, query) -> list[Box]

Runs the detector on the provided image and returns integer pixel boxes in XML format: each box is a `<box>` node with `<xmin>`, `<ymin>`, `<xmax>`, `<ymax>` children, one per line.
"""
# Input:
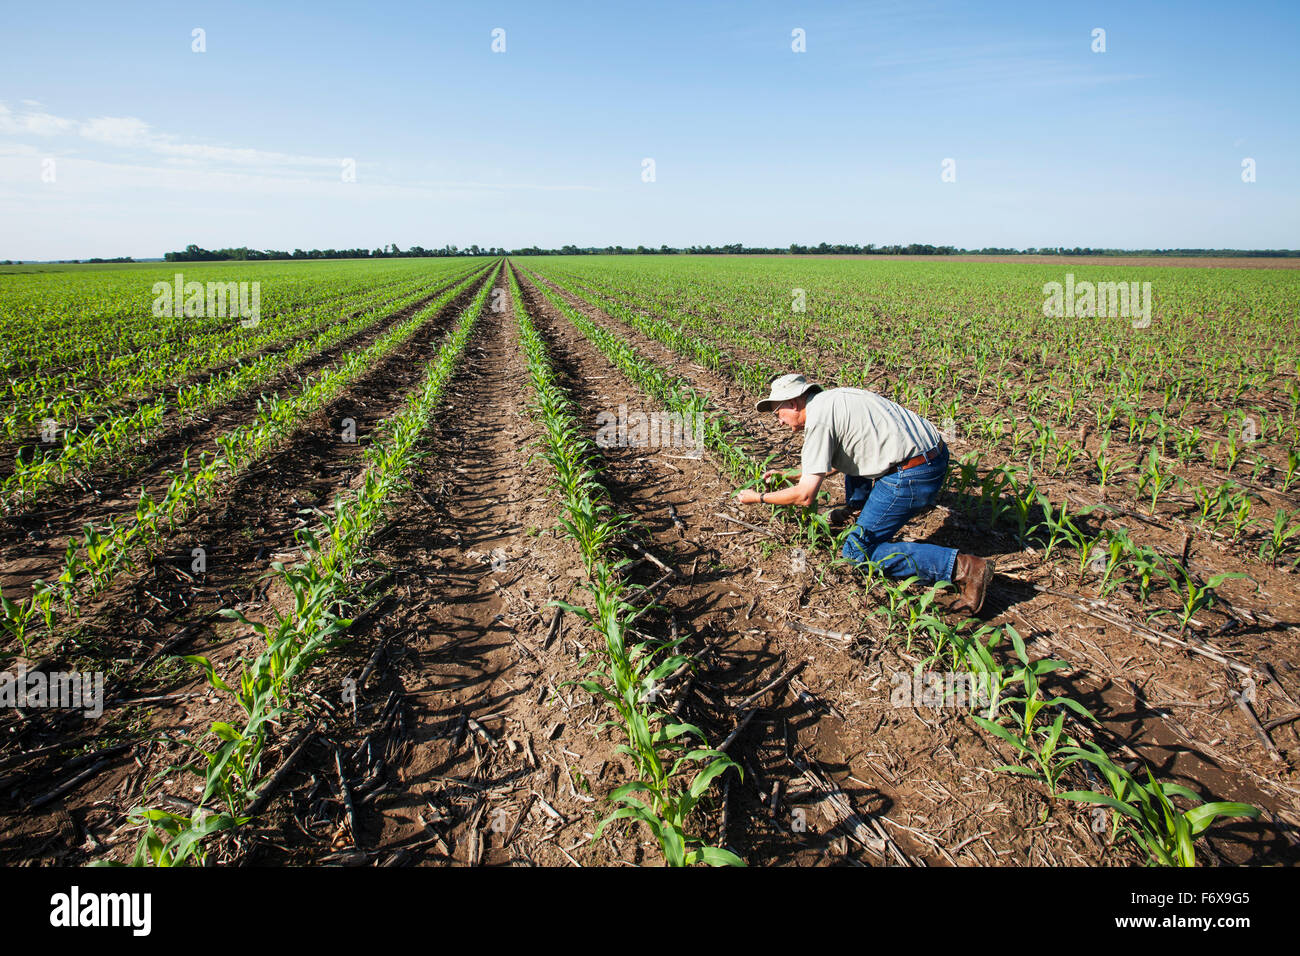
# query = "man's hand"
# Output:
<box><xmin>736</xmin><ymin>472</ymin><xmax>826</xmax><ymax>507</ymax></box>
<box><xmin>762</xmin><ymin>467</ymin><xmax>798</xmax><ymax>484</ymax></box>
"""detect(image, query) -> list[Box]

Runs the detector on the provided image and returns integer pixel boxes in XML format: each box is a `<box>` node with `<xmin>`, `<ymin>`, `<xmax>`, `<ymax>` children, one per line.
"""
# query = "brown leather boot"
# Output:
<box><xmin>953</xmin><ymin>553</ymin><xmax>994</xmax><ymax>614</ymax></box>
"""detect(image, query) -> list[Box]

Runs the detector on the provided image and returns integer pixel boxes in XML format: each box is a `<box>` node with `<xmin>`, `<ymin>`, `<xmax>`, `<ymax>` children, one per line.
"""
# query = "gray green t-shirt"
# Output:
<box><xmin>800</xmin><ymin>388</ymin><xmax>942</xmax><ymax>479</ymax></box>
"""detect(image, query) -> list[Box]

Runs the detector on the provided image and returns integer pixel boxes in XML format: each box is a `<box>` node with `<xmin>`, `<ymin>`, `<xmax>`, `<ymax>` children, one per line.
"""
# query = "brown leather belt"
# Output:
<box><xmin>883</xmin><ymin>440</ymin><xmax>945</xmax><ymax>476</ymax></box>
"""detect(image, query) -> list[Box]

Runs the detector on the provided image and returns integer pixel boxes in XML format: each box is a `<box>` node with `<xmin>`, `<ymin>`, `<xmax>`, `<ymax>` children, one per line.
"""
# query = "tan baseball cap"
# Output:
<box><xmin>756</xmin><ymin>373</ymin><xmax>820</xmax><ymax>412</ymax></box>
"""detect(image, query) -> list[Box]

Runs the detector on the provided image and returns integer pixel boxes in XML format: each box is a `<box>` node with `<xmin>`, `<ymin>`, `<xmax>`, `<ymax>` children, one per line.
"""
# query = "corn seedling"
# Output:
<box><xmin>1260</xmin><ymin>508</ymin><xmax>1300</xmax><ymax>567</ymax></box>
<box><xmin>1156</xmin><ymin>566</ymin><xmax>1251</xmax><ymax>635</ymax></box>
<box><xmin>1061</xmin><ymin>743</ymin><xmax>1260</xmax><ymax>866</ymax></box>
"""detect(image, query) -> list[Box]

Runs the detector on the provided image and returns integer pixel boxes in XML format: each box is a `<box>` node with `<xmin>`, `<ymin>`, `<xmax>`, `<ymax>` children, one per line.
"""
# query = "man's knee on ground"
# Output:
<box><xmin>841</xmin><ymin>528</ymin><xmax>881</xmax><ymax>562</ymax></box>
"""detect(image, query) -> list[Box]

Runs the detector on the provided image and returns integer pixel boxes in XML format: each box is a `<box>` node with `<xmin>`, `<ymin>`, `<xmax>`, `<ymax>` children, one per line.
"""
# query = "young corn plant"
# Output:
<box><xmin>1155</xmin><ymin>566</ymin><xmax>1251</xmax><ymax>635</ymax></box>
<box><xmin>1053</xmin><ymin>513</ymin><xmax>1099</xmax><ymax>586</ymax></box>
<box><xmin>93</xmin><ymin>807</ymin><xmax>246</xmax><ymax>868</ymax></box>
<box><xmin>949</xmin><ymin>455</ymin><xmax>981</xmax><ymax>510</ymax></box>
<box><xmin>975</xmin><ymin>708</ymin><xmax>1082</xmax><ymax>798</ymax></box>
<box><xmin>1036</xmin><ymin>492</ymin><xmax>1091</xmax><ymax>562</ymax></box>
<box><xmin>563</xmin><ymin>577</ymin><xmax>741</xmax><ymax>867</ymax></box>
<box><xmin>1094</xmin><ymin>437</ymin><xmax>1134</xmax><ymax>493</ymax></box>
<box><xmin>1174</xmin><ymin>426</ymin><xmax>1202</xmax><ymax>464</ymax></box>
<box><xmin>973</xmin><ymin>626</ymin><xmax>1095</xmax><ymax>797</ymax></box>
<box><xmin>1283</xmin><ymin>448</ymin><xmax>1300</xmax><ymax>492</ymax></box>
<box><xmin>0</xmin><ymin>587</ymin><xmax>40</xmax><ymax>656</ymax></box>
<box><xmin>1259</xmin><ymin>508</ymin><xmax>1300</xmax><ymax>568</ymax></box>
<box><xmin>1124</xmin><ymin>544</ymin><xmax>1172</xmax><ymax>604</ymax></box>
<box><xmin>80</xmin><ymin>520</ymin><xmax>132</xmax><ymax>593</ymax></box>
<box><xmin>1135</xmin><ymin>448</ymin><xmax>1176</xmax><ymax>515</ymax></box>
<box><xmin>902</xmin><ymin>582</ymin><xmax>950</xmax><ymax>651</ymax></box>
<box><xmin>958</xmin><ymin>623</ymin><xmax>1011</xmax><ymax>720</ymax></box>
<box><xmin>871</xmin><ymin>572</ymin><xmax>922</xmax><ymax>642</ymax></box>
<box><xmin>1006</xmin><ymin>480</ymin><xmax>1040</xmax><ymax>544</ymax></box>
<box><xmin>178</xmin><ymin>651</ymin><xmax>286</xmax><ymax>818</ymax></box>
<box><xmin>979</xmin><ymin>467</ymin><xmax>1015</xmax><ymax>530</ymax></box>
<box><xmin>1094</xmin><ymin>528</ymin><xmax>1133</xmax><ymax>595</ymax></box>
<box><xmin>1230</xmin><ymin>490</ymin><xmax>1254</xmax><ymax>539</ymax></box>
<box><xmin>1061</xmin><ymin>743</ymin><xmax>1260</xmax><ymax>866</ymax></box>
<box><xmin>1224</xmin><ymin>428</ymin><xmax>1244</xmax><ymax>474</ymax></box>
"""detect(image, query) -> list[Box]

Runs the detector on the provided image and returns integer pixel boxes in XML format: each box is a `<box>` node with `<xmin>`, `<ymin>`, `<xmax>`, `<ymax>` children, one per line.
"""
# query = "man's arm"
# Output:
<box><xmin>736</xmin><ymin>472</ymin><xmax>826</xmax><ymax>507</ymax></box>
<box><xmin>763</xmin><ymin>466</ymin><xmax>837</xmax><ymax>480</ymax></box>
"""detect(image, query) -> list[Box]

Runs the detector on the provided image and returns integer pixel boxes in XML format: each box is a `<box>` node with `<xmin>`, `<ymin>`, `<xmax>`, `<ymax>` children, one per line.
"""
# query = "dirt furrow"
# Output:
<box><xmin>255</xmin><ymin>271</ymin><xmax>629</xmax><ymax>865</ymax></box>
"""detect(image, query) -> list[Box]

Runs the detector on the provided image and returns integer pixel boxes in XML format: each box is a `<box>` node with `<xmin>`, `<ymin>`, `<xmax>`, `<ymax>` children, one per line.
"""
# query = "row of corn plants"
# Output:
<box><xmin>2</xmin><ymin>269</ymin><xmax>441</xmax><ymax>438</ymax></box>
<box><xmin>861</xmin><ymin>561</ymin><xmax>1260</xmax><ymax>865</ymax></box>
<box><xmin>510</xmin><ymin>266</ymin><xmax>741</xmax><ymax>866</ymax></box>
<box><xmin>99</xmin><ymin>265</ymin><xmax>499</xmax><ymax>865</ymax></box>
<box><xmin>0</xmin><ymin>267</ymin><xmax>495</xmax><ymax>660</ymax></box>
<box><xmin>3</xmin><ymin>267</ymin><xmax>483</xmax><ymax>509</ymax></box>
<box><xmin>0</xmin><ymin>259</ymin><xmax>491</xmax><ymax>419</ymax></box>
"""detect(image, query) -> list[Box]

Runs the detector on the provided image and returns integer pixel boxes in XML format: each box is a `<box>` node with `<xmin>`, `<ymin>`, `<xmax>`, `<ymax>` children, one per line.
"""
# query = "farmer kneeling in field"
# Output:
<box><xmin>733</xmin><ymin>374</ymin><xmax>994</xmax><ymax>613</ymax></box>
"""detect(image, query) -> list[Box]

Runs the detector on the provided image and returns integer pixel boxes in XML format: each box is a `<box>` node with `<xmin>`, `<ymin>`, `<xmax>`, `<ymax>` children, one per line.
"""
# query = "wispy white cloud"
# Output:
<box><xmin>2</xmin><ymin>101</ymin><xmax>341</xmax><ymax>173</ymax></box>
<box><xmin>0</xmin><ymin>101</ymin><xmax>604</xmax><ymax>194</ymax></box>
<box><xmin>0</xmin><ymin>102</ymin><xmax>76</xmax><ymax>136</ymax></box>
<box><xmin>77</xmin><ymin>115</ymin><xmax>153</xmax><ymax>148</ymax></box>
<box><xmin>0</xmin><ymin>151</ymin><xmax>609</xmax><ymax>210</ymax></box>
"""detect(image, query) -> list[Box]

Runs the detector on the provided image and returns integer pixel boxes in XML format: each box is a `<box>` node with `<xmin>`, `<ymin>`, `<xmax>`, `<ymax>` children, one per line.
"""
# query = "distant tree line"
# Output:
<box><xmin>510</xmin><ymin>243</ymin><xmax>962</xmax><ymax>255</ymax></box>
<box><xmin>148</xmin><ymin>242</ymin><xmax>1300</xmax><ymax>262</ymax></box>
<box><xmin>164</xmin><ymin>243</ymin><xmax>505</xmax><ymax>262</ymax></box>
<box><xmin>2</xmin><ymin>257</ymin><xmax>135</xmax><ymax>265</ymax></box>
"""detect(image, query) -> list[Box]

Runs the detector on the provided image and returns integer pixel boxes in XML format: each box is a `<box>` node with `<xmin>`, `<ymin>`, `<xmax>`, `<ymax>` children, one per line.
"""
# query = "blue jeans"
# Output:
<box><xmin>841</xmin><ymin>446</ymin><xmax>957</xmax><ymax>583</ymax></box>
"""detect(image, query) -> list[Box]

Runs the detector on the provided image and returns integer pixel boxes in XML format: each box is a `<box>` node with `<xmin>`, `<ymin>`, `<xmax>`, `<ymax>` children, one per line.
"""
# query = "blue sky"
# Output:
<box><xmin>1</xmin><ymin>0</ymin><xmax>1296</xmax><ymax>258</ymax></box>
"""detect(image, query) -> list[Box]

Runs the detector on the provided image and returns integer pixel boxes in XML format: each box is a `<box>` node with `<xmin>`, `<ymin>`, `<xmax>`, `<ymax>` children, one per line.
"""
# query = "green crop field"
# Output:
<box><xmin>2</xmin><ymin>254</ymin><xmax>1298</xmax><ymax>869</ymax></box>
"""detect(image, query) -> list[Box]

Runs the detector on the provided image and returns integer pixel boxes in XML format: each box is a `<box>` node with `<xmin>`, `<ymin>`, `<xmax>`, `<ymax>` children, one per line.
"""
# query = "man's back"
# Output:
<box><xmin>801</xmin><ymin>387</ymin><xmax>942</xmax><ymax>478</ymax></box>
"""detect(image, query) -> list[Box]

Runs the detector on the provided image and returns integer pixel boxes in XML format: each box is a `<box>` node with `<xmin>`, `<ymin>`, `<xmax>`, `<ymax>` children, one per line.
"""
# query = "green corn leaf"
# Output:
<box><xmin>1184</xmin><ymin>802</ymin><xmax>1260</xmax><ymax>835</ymax></box>
<box><xmin>1059</xmin><ymin>790</ymin><xmax>1146</xmax><ymax>825</ymax></box>
<box><xmin>688</xmin><ymin>757</ymin><xmax>736</xmax><ymax>800</ymax></box>
<box><xmin>690</xmin><ymin>845</ymin><xmax>747</xmax><ymax>867</ymax></box>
